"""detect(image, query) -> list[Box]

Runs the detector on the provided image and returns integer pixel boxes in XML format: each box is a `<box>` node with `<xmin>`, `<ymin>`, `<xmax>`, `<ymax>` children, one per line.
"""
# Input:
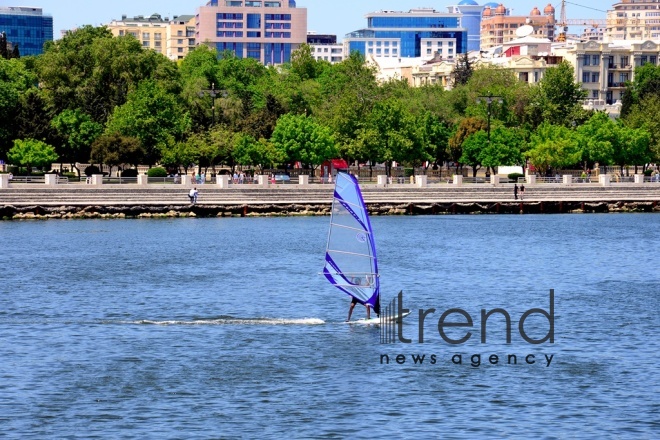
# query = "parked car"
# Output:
<box><xmin>274</xmin><ymin>174</ymin><xmax>291</xmax><ymax>183</ymax></box>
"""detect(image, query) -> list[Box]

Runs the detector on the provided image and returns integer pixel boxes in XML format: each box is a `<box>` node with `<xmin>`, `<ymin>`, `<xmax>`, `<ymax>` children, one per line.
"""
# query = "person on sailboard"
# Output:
<box><xmin>347</xmin><ymin>296</ymin><xmax>371</xmax><ymax>322</ymax></box>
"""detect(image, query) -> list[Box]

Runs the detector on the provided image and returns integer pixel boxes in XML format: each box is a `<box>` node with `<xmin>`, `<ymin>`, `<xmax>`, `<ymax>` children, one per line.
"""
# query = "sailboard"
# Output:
<box><xmin>323</xmin><ymin>172</ymin><xmax>381</xmax><ymax>319</ymax></box>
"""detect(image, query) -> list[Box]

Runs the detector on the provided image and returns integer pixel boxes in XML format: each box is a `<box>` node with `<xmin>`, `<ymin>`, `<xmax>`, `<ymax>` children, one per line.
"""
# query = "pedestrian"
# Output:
<box><xmin>189</xmin><ymin>187</ymin><xmax>198</xmax><ymax>204</ymax></box>
<box><xmin>520</xmin><ymin>184</ymin><xmax>525</xmax><ymax>200</ymax></box>
<box><xmin>514</xmin><ymin>184</ymin><xmax>518</xmax><ymax>200</ymax></box>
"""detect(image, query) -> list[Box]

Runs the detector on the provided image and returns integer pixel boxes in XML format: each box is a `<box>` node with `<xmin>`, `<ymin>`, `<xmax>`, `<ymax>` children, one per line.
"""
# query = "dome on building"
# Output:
<box><xmin>458</xmin><ymin>0</ymin><xmax>479</xmax><ymax>5</ymax></box>
<box><xmin>530</xmin><ymin>7</ymin><xmax>541</xmax><ymax>16</ymax></box>
<box><xmin>484</xmin><ymin>2</ymin><xmax>499</xmax><ymax>7</ymax></box>
<box><xmin>544</xmin><ymin>3</ymin><xmax>555</xmax><ymax>15</ymax></box>
<box><xmin>482</xmin><ymin>6</ymin><xmax>492</xmax><ymax>17</ymax></box>
<box><xmin>495</xmin><ymin>4</ymin><xmax>507</xmax><ymax>15</ymax></box>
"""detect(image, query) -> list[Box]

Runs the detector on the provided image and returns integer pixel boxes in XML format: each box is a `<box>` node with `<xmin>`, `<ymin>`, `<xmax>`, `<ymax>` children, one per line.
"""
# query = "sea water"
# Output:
<box><xmin>0</xmin><ymin>215</ymin><xmax>658</xmax><ymax>438</ymax></box>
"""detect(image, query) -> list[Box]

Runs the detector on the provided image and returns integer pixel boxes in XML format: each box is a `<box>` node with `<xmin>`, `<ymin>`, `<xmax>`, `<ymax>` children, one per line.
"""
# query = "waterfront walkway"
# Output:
<box><xmin>1</xmin><ymin>182</ymin><xmax>659</xmax><ymax>217</ymax></box>
<box><xmin>1</xmin><ymin>183</ymin><xmax>660</xmax><ymax>206</ymax></box>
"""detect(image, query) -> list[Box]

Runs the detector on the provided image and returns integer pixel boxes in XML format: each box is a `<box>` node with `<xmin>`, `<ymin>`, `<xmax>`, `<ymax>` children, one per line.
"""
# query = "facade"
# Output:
<box><xmin>196</xmin><ymin>0</ymin><xmax>307</xmax><ymax>65</ymax></box>
<box><xmin>605</xmin><ymin>0</ymin><xmax>660</xmax><ymax>41</ymax></box>
<box><xmin>166</xmin><ymin>15</ymin><xmax>196</xmax><ymax>60</ymax></box>
<box><xmin>107</xmin><ymin>14</ymin><xmax>170</xmax><ymax>57</ymax></box>
<box><xmin>344</xmin><ymin>8</ymin><xmax>468</xmax><ymax>62</ymax></box>
<box><xmin>480</xmin><ymin>3</ymin><xmax>556</xmax><ymax>50</ymax></box>
<box><xmin>107</xmin><ymin>13</ymin><xmax>196</xmax><ymax>61</ymax></box>
<box><xmin>556</xmin><ymin>39</ymin><xmax>660</xmax><ymax>105</ymax></box>
<box><xmin>307</xmin><ymin>32</ymin><xmax>345</xmax><ymax>63</ymax></box>
<box><xmin>447</xmin><ymin>0</ymin><xmax>485</xmax><ymax>52</ymax></box>
<box><xmin>0</xmin><ymin>6</ymin><xmax>53</xmax><ymax>56</ymax></box>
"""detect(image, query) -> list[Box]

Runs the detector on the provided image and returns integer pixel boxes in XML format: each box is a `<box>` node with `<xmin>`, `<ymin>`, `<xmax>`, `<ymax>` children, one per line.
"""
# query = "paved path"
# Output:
<box><xmin>1</xmin><ymin>183</ymin><xmax>660</xmax><ymax>206</ymax></box>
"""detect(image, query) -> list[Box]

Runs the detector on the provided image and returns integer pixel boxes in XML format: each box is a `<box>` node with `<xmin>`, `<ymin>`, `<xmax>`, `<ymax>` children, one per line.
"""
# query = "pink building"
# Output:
<box><xmin>196</xmin><ymin>1</ymin><xmax>307</xmax><ymax>65</ymax></box>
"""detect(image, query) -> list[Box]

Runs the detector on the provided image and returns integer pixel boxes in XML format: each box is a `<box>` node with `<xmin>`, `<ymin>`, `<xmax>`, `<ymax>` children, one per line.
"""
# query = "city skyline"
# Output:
<box><xmin>7</xmin><ymin>0</ymin><xmax>607</xmax><ymax>41</ymax></box>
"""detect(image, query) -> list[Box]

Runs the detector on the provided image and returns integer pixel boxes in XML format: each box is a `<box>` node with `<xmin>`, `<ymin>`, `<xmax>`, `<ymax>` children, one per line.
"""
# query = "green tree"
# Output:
<box><xmin>37</xmin><ymin>26</ymin><xmax>181</xmax><ymax>124</ymax></box>
<box><xmin>449</xmin><ymin>117</ymin><xmax>487</xmax><ymax>171</ymax></box>
<box><xmin>611</xmin><ymin>123</ymin><xmax>652</xmax><ymax>173</ymax></box>
<box><xmin>271</xmin><ymin>113</ymin><xmax>336</xmax><ymax>174</ymax></box>
<box><xmin>233</xmin><ymin>134</ymin><xmax>284</xmax><ymax>172</ymax></box>
<box><xmin>452</xmin><ymin>52</ymin><xmax>474</xmax><ymax>86</ymax></box>
<box><xmin>8</xmin><ymin>138</ymin><xmax>58</xmax><ymax>174</ymax></box>
<box><xmin>533</xmin><ymin>61</ymin><xmax>588</xmax><ymax>127</ymax></box>
<box><xmin>104</xmin><ymin>80</ymin><xmax>191</xmax><ymax>165</ymax></box>
<box><xmin>90</xmin><ymin>132</ymin><xmax>144</xmax><ymax>171</ymax></box>
<box><xmin>526</xmin><ymin>122</ymin><xmax>581</xmax><ymax>175</ymax></box>
<box><xmin>576</xmin><ymin>112</ymin><xmax>615</xmax><ymax>168</ymax></box>
<box><xmin>621</xmin><ymin>63</ymin><xmax>660</xmax><ymax>117</ymax></box>
<box><xmin>623</xmin><ymin>94</ymin><xmax>660</xmax><ymax>162</ymax></box>
<box><xmin>51</xmin><ymin>109</ymin><xmax>102</xmax><ymax>176</ymax></box>
<box><xmin>0</xmin><ymin>57</ymin><xmax>36</xmax><ymax>157</ymax></box>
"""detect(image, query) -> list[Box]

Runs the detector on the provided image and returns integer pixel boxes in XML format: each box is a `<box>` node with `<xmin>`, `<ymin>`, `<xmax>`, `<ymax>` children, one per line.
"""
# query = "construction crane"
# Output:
<box><xmin>556</xmin><ymin>0</ymin><xmax>607</xmax><ymax>42</ymax></box>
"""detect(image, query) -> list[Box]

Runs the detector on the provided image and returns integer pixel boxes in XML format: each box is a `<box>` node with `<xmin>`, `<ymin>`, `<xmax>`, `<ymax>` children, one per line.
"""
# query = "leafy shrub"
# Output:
<box><xmin>508</xmin><ymin>173</ymin><xmax>524</xmax><ymax>181</ymax></box>
<box><xmin>643</xmin><ymin>168</ymin><xmax>654</xmax><ymax>176</ymax></box>
<box><xmin>85</xmin><ymin>165</ymin><xmax>101</xmax><ymax>176</ymax></box>
<box><xmin>121</xmin><ymin>168</ymin><xmax>138</xmax><ymax>177</ymax></box>
<box><xmin>62</xmin><ymin>172</ymin><xmax>79</xmax><ymax>181</ymax></box>
<box><xmin>147</xmin><ymin>167</ymin><xmax>167</xmax><ymax>178</ymax></box>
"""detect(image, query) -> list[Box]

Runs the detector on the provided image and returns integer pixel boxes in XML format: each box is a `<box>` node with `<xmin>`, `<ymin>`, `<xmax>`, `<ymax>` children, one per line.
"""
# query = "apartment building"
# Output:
<box><xmin>107</xmin><ymin>13</ymin><xmax>197</xmax><ymax>61</ymax></box>
<box><xmin>480</xmin><ymin>3</ymin><xmax>556</xmax><ymax>50</ymax></box>
<box><xmin>0</xmin><ymin>6</ymin><xmax>53</xmax><ymax>56</ymax></box>
<box><xmin>605</xmin><ymin>0</ymin><xmax>660</xmax><ymax>41</ymax></box>
<box><xmin>196</xmin><ymin>0</ymin><xmax>307</xmax><ymax>65</ymax></box>
<box><xmin>557</xmin><ymin>39</ymin><xmax>660</xmax><ymax>105</ymax></box>
<box><xmin>307</xmin><ymin>33</ymin><xmax>344</xmax><ymax>64</ymax></box>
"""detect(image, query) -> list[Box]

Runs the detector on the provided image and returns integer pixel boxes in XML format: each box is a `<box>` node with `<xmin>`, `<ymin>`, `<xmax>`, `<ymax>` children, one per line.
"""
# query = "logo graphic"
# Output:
<box><xmin>356</xmin><ymin>232</ymin><xmax>367</xmax><ymax>243</ymax></box>
<box><xmin>381</xmin><ymin>290</ymin><xmax>555</xmax><ymax>345</ymax></box>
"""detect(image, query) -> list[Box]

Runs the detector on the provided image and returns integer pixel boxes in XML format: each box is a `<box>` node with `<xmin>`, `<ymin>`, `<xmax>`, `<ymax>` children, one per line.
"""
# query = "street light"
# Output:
<box><xmin>476</xmin><ymin>92</ymin><xmax>503</xmax><ymax>146</ymax></box>
<box><xmin>199</xmin><ymin>83</ymin><xmax>228</xmax><ymax>125</ymax></box>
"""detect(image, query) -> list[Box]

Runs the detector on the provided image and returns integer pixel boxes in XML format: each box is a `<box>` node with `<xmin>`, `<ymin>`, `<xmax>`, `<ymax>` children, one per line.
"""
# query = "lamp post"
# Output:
<box><xmin>476</xmin><ymin>92</ymin><xmax>503</xmax><ymax>146</ymax></box>
<box><xmin>199</xmin><ymin>83</ymin><xmax>228</xmax><ymax>125</ymax></box>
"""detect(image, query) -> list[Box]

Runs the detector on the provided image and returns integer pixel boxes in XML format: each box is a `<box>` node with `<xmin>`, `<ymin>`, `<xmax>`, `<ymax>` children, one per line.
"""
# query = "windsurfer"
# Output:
<box><xmin>347</xmin><ymin>296</ymin><xmax>371</xmax><ymax>322</ymax></box>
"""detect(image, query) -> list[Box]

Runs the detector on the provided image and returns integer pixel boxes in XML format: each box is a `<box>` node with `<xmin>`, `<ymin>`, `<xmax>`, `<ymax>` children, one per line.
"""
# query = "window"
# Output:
<box><xmin>583</xmin><ymin>56</ymin><xmax>591</xmax><ymax>66</ymax></box>
<box><xmin>142</xmin><ymin>32</ymin><xmax>150</xmax><ymax>40</ymax></box>
<box><xmin>621</xmin><ymin>55</ymin><xmax>629</xmax><ymax>66</ymax></box>
<box><xmin>155</xmin><ymin>41</ymin><xmax>161</xmax><ymax>47</ymax></box>
<box><xmin>582</xmin><ymin>72</ymin><xmax>590</xmax><ymax>82</ymax></box>
<box><xmin>592</xmin><ymin>90</ymin><xmax>599</xmax><ymax>98</ymax></box>
<box><xmin>651</xmin><ymin>55</ymin><xmax>657</xmax><ymax>65</ymax></box>
<box><xmin>593</xmin><ymin>55</ymin><xmax>600</xmax><ymax>65</ymax></box>
<box><xmin>154</xmin><ymin>33</ymin><xmax>161</xmax><ymax>40</ymax></box>
<box><xmin>177</xmin><ymin>30</ymin><xmax>183</xmax><ymax>36</ymax></box>
<box><xmin>178</xmin><ymin>47</ymin><xmax>184</xmax><ymax>53</ymax></box>
<box><xmin>427</xmin><ymin>49</ymin><xmax>432</xmax><ymax>55</ymax></box>
<box><xmin>591</xmin><ymin>72</ymin><xmax>599</xmax><ymax>82</ymax></box>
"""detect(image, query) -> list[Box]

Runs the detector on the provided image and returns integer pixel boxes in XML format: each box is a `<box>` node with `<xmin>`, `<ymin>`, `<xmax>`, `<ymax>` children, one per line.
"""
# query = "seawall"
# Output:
<box><xmin>1</xmin><ymin>184</ymin><xmax>659</xmax><ymax>219</ymax></box>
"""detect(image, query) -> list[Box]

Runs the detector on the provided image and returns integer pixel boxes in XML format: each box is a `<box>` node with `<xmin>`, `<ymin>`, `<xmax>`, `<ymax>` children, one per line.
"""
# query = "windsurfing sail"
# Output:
<box><xmin>323</xmin><ymin>172</ymin><xmax>380</xmax><ymax>315</ymax></box>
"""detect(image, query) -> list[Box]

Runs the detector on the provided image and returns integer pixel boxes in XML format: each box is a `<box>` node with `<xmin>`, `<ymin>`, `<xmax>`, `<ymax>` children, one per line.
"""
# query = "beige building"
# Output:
<box><xmin>196</xmin><ymin>0</ymin><xmax>307</xmax><ymax>65</ymax></box>
<box><xmin>166</xmin><ymin>15</ymin><xmax>196</xmax><ymax>60</ymax></box>
<box><xmin>106</xmin><ymin>13</ymin><xmax>196</xmax><ymax>61</ymax></box>
<box><xmin>605</xmin><ymin>0</ymin><xmax>660</xmax><ymax>41</ymax></box>
<box><xmin>556</xmin><ymin>39</ymin><xmax>660</xmax><ymax>106</ymax></box>
<box><xmin>481</xmin><ymin>3</ymin><xmax>556</xmax><ymax>50</ymax></box>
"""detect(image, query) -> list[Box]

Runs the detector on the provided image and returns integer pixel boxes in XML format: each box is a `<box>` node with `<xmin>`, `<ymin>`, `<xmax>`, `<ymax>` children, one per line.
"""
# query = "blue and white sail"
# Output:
<box><xmin>323</xmin><ymin>172</ymin><xmax>380</xmax><ymax>314</ymax></box>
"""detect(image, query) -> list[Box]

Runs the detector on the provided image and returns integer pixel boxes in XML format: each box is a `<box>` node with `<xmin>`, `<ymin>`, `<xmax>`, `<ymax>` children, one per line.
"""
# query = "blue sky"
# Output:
<box><xmin>11</xmin><ymin>0</ymin><xmax>607</xmax><ymax>40</ymax></box>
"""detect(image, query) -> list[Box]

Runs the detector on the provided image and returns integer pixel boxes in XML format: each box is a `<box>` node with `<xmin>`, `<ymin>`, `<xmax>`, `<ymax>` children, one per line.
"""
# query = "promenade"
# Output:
<box><xmin>1</xmin><ymin>181</ymin><xmax>660</xmax><ymax>218</ymax></box>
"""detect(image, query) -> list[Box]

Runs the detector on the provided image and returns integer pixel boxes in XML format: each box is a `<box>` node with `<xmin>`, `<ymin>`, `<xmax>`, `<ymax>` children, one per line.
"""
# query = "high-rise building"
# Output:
<box><xmin>447</xmin><ymin>1</ymin><xmax>485</xmax><ymax>52</ymax></box>
<box><xmin>605</xmin><ymin>0</ymin><xmax>660</xmax><ymax>41</ymax></box>
<box><xmin>480</xmin><ymin>3</ymin><xmax>555</xmax><ymax>50</ymax></box>
<box><xmin>0</xmin><ymin>6</ymin><xmax>53</xmax><ymax>56</ymax></box>
<box><xmin>344</xmin><ymin>8</ymin><xmax>468</xmax><ymax>62</ymax></box>
<box><xmin>196</xmin><ymin>0</ymin><xmax>307</xmax><ymax>65</ymax></box>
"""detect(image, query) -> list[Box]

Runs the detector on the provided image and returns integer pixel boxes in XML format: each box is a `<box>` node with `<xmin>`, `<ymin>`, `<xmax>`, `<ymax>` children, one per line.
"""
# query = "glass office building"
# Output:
<box><xmin>0</xmin><ymin>6</ymin><xmax>53</xmax><ymax>56</ymax></box>
<box><xmin>344</xmin><ymin>8</ymin><xmax>467</xmax><ymax>61</ymax></box>
<box><xmin>196</xmin><ymin>0</ymin><xmax>307</xmax><ymax>65</ymax></box>
<box><xmin>448</xmin><ymin>0</ymin><xmax>485</xmax><ymax>52</ymax></box>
